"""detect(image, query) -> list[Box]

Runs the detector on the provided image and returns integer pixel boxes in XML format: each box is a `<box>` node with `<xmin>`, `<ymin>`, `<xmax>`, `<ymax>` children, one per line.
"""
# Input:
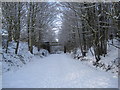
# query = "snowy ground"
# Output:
<box><xmin>0</xmin><ymin>45</ymin><xmax>2</xmax><ymax>89</ymax></box>
<box><xmin>3</xmin><ymin>54</ymin><xmax>118</xmax><ymax>88</ymax></box>
<box><xmin>2</xmin><ymin>41</ymin><xmax>49</xmax><ymax>72</ymax></box>
<box><xmin>0</xmin><ymin>63</ymin><xmax>2</xmax><ymax>89</ymax></box>
<box><xmin>73</xmin><ymin>39</ymin><xmax>119</xmax><ymax>74</ymax></box>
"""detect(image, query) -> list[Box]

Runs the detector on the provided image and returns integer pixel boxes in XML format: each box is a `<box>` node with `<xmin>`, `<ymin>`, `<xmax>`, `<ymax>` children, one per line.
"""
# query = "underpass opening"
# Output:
<box><xmin>41</xmin><ymin>42</ymin><xmax>64</xmax><ymax>54</ymax></box>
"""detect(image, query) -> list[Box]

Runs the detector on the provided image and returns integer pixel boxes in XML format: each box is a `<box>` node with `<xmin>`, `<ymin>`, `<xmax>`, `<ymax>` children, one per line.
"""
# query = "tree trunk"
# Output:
<box><xmin>15</xmin><ymin>2</ymin><xmax>21</xmax><ymax>54</ymax></box>
<box><xmin>5</xmin><ymin>22</ymin><xmax>12</xmax><ymax>53</ymax></box>
<box><xmin>38</xmin><ymin>31</ymin><xmax>40</xmax><ymax>51</ymax></box>
<box><xmin>27</xmin><ymin>3</ymin><xmax>30</xmax><ymax>51</ymax></box>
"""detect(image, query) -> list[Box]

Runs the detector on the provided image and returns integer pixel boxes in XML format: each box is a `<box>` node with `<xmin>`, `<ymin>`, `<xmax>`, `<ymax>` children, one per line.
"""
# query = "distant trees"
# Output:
<box><xmin>2</xmin><ymin>2</ymin><xmax>119</xmax><ymax>59</ymax></box>
<box><xmin>59</xmin><ymin>2</ymin><xmax>120</xmax><ymax>61</ymax></box>
<box><xmin>15</xmin><ymin>2</ymin><xmax>23</xmax><ymax>54</ymax></box>
<box><xmin>2</xmin><ymin>2</ymin><xmax>24</xmax><ymax>54</ymax></box>
<box><xmin>0</xmin><ymin>2</ymin><xmax>2</xmax><ymax>53</ymax></box>
<box><xmin>27</xmin><ymin>2</ymin><xmax>37</xmax><ymax>54</ymax></box>
<box><xmin>2</xmin><ymin>3</ymin><xmax>13</xmax><ymax>53</ymax></box>
<box><xmin>2</xmin><ymin>2</ymin><xmax>57</xmax><ymax>54</ymax></box>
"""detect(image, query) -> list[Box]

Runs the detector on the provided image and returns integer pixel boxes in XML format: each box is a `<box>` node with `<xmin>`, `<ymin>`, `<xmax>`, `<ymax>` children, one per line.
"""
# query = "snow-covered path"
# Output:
<box><xmin>3</xmin><ymin>54</ymin><xmax>118</xmax><ymax>88</ymax></box>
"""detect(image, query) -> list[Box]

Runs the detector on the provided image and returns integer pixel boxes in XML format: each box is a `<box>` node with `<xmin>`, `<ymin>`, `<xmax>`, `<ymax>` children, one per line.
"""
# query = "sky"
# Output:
<box><xmin>52</xmin><ymin>4</ymin><xmax>63</xmax><ymax>42</ymax></box>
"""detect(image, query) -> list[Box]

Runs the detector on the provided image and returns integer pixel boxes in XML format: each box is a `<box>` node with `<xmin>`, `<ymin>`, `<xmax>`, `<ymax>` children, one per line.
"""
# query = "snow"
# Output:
<box><xmin>2</xmin><ymin>41</ymin><xmax>49</xmax><ymax>72</ymax></box>
<box><xmin>0</xmin><ymin>62</ymin><xmax>2</xmax><ymax>89</ymax></box>
<box><xmin>0</xmin><ymin>45</ymin><xmax>2</xmax><ymax>89</ymax></box>
<box><xmin>3</xmin><ymin>54</ymin><xmax>118</xmax><ymax>88</ymax></box>
<box><xmin>101</xmin><ymin>39</ymin><xmax>118</xmax><ymax>63</ymax></box>
<box><xmin>2</xmin><ymin>41</ymin><xmax>34</xmax><ymax>72</ymax></box>
<box><xmin>1</xmin><ymin>29</ymin><xmax>8</xmax><ymax>36</ymax></box>
<box><xmin>73</xmin><ymin>39</ymin><xmax>119</xmax><ymax>74</ymax></box>
<box><xmin>2</xmin><ymin>39</ymin><xmax>118</xmax><ymax>88</ymax></box>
